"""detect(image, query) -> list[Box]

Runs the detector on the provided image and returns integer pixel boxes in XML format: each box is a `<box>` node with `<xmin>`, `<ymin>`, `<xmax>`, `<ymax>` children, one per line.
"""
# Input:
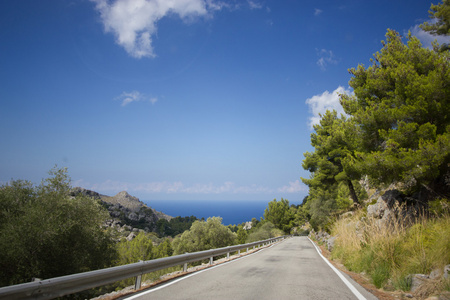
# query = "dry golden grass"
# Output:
<box><xmin>331</xmin><ymin>200</ymin><xmax>450</xmax><ymax>298</ymax></box>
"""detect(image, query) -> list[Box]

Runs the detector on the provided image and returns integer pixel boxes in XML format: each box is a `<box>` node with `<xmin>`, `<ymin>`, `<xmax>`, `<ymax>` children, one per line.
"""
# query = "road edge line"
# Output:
<box><xmin>307</xmin><ymin>237</ymin><xmax>367</xmax><ymax>300</ymax></box>
<box><xmin>124</xmin><ymin>241</ymin><xmax>281</xmax><ymax>299</ymax></box>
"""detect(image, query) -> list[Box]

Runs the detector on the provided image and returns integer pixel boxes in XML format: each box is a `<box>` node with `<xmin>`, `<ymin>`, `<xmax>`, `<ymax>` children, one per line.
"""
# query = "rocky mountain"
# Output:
<box><xmin>70</xmin><ymin>187</ymin><xmax>172</xmax><ymax>239</ymax></box>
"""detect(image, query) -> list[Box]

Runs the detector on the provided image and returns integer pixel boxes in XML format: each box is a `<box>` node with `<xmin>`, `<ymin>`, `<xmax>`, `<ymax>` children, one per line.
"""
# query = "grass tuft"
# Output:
<box><xmin>331</xmin><ymin>200</ymin><xmax>449</xmax><ymax>294</ymax></box>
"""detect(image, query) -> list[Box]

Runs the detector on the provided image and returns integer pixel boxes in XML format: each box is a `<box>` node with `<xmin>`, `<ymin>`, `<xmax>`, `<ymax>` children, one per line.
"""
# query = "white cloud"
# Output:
<box><xmin>316</xmin><ymin>48</ymin><xmax>338</xmax><ymax>70</ymax></box>
<box><xmin>115</xmin><ymin>90</ymin><xmax>157</xmax><ymax>106</ymax></box>
<box><xmin>75</xmin><ymin>179</ymin><xmax>274</xmax><ymax>195</ymax></box>
<box><xmin>248</xmin><ymin>1</ymin><xmax>262</xmax><ymax>10</ymax></box>
<box><xmin>314</xmin><ymin>8</ymin><xmax>322</xmax><ymax>16</ymax></box>
<box><xmin>305</xmin><ymin>86</ymin><xmax>350</xmax><ymax>129</ymax></box>
<box><xmin>91</xmin><ymin>0</ymin><xmax>221</xmax><ymax>58</ymax></box>
<box><xmin>409</xmin><ymin>24</ymin><xmax>450</xmax><ymax>49</ymax></box>
<box><xmin>278</xmin><ymin>180</ymin><xmax>307</xmax><ymax>193</ymax></box>
<box><xmin>74</xmin><ymin>178</ymin><xmax>307</xmax><ymax>196</ymax></box>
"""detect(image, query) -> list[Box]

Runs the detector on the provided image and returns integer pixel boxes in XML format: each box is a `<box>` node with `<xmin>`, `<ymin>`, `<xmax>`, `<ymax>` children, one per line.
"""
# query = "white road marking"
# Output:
<box><xmin>124</xmin><ymin>243</ymin><xmax>276</xmax><ymax>300</ymax></box>
<box><xmin>308</xmin><ymin>237</ymin><xmax>367</xmax><ymax>300</ymax></box>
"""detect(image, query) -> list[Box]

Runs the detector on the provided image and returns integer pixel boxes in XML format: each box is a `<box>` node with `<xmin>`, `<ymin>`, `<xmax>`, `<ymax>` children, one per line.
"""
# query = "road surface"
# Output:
<box><xmin>122</xmin><ymin>237</ymin><xmax>377</xmax><ymax>300</ymax></box>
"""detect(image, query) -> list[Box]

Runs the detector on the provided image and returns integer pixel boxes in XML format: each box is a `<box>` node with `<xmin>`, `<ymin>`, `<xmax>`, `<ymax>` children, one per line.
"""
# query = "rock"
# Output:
<box><xmin>430</xmin><ymin>268</ymin><xmax>442</xmax><ymax>279</ymax></box>
<box><xmin>327</xmin><ymin>236</ymin><xmax>336</xmax><ymax>252</ymax></box>
<box><xmin>410</xmin><ymin>274</ymin><xmax>429</xmax><ymax>292</ymax></box>
<box><xmin>445</xmin><ymin>264</ymin><xmax>450</xmax><ymax>279</ymax></box>
<box><xmin>243</xmin><ymin>221</ymin><xmax>252</xmax><ymax>230</ymax></box>
<box><xmin>367</xmin><ymin>196</ymin><xmax>388</xmax><ymax>219</ymax></box>
<box><xmin>128</xmin><ymin>212</ymin><xmax>139</xmax><ymax>221</ymax></box>
<box><xmin>126</xmin><ymin>232</ymin><xmax>136</xmax><ymax>241</ymax></box>
<box><xmin>70</xmin><ymin>187</ymin><xmax>102</xmax><ymax>200</ymax></box>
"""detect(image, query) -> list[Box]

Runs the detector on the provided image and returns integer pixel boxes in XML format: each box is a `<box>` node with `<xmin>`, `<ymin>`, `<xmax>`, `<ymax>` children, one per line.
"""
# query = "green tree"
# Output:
<box><xmin>153</xmin><ymin>238</ymin><xmax>174</xmax><ymax>258</ymax></box>
<box><xmin>420</xmin><ymin>0</ymin><xmax>450</xmax><ymax>36</ymax></box>
<box><xmin>263</xmin><ymin>198</ymin><xmax>295</xmax><ymax>233</ymax></box>
<box><xmin>246</xmin><ymin>222</ymin><xmax>283</xmax><ymax>243</ymax></box>
<box><xmin>236</xmin><ymin>225</ymin><xmax>248</xmax><ymax>244</ymax></box>
<box><xmin>302</xmin><ymin>110</ymin><xmax>362</xmax><ymax>205</ymax></box>
<box><xmin>116</xmin><ymin>232</ymin><xmax>154</xmax><ymax>265</ymax></box>
<box><xmin>172</xmin><ymin>217</ymin><xmax>236</xmax><ymax>255</ymax></box>
<box><xmin>0</xmin><ymin>167</ymin><xmax>117</xmax><ymax>287</ymax></box>
<box><xmin>340</xmin><ymin>30</ymin><xmax>450</xmax><ymax>190</ymax></box>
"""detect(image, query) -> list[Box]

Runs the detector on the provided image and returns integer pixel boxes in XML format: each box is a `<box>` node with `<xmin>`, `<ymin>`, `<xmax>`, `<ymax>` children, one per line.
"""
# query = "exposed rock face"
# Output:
<box><xmin>70</xmin><ymin>187</ymin><xmax>103</xmax><ymax>200</ymax></box>
<box><xmin>243</xmin><ymin>221</ymin><xmax>252</xmax><ymax>230</ymax></box>
<box><xmin>101</xmin><ymin>191</ymin><xmax>142</xmax><ymax>211</ymax></box>
<box><xmin>71</xmin><ymin>187</ymin><xmax>172</xmax><ymax>240</ymax></box>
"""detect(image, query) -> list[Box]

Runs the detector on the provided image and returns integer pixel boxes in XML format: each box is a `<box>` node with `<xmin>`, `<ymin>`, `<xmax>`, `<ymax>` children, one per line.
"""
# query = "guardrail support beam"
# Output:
<box><xmin>134</xmin><ymin>275</ymin><xmax>142</xmax><ymax>290</ymax></box>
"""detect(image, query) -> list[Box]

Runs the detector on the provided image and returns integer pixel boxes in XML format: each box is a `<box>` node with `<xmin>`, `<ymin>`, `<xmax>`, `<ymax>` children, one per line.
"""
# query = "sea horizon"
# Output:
<box><xmin>144</xmin><ymin>199</ymin><xmax>303</xmax><ymax>226</ymax></box>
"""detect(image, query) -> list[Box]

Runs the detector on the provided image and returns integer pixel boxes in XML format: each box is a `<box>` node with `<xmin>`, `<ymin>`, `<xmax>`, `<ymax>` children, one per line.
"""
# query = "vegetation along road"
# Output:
<box><xmin>123</xmin><ymin>237</ymin><xmax>377</xmax><ymax>300</ymax></box>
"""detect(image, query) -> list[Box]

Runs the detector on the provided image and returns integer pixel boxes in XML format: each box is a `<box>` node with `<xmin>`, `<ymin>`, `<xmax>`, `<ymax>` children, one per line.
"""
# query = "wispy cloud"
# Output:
<box><xmin>247</xmin><ymin>1</ymin><xmax>263</xmax><ymax>10</ymax></box>
<box><xmin>73</xmin><ymin>179</ymin><xmax>305</xmax><ymax>195</ymax></box>
<box><xmin>316</xmin><ymin>48</ymin><xmax>338</xmax><ymax>70</ymax></box>
<box><xmin>278</xmin><ymin>180</ymin><xmax>307</xmax><ymax>193</ymax></box>
<box><xmin>305</xmin><ymin>86</ymin><xmax>350</xmax><ymax>129</ymax></box>
<box><xmin>115</xmin><ymin>91</ymin><xmax>157</xmax><ymax>106</ymax></box>
<box><xmin>314</xmin><ymin>8</ymin><xmax>322</xmax><ymax>16</ymax></box>
<box><xmin>408</xmin><ymin>24</ymin><xmax>450</xmax><ymax>49</ymax></box>
<box><xmin>91</xmin><ymin>0</ymin><xmax>223</xmax><ymax>58</ymax></box>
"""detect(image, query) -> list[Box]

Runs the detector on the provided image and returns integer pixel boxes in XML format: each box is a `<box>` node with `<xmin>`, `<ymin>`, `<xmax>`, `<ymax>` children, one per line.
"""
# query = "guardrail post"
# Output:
<box><xmin>209</xmin><ymin>257</ymin><xmax>213</xmax><ymax>265</ymax></box>
<box><xmin>134</xmin><ymin>260</ymin><xmax>144</xmax><ymax>290</ymax></box>
<box><xmin>134</xmin><ymin>275</ymin><xmax>142</xmax><ymax>290</ymax></box>
<box><xmin>238</xmin><ymin>249</ymin><xmax>240</xmax><ymax>255</ymax></box>
<box><xmin>227</xmin><ymin>252</ymin><xmax>230</xmax><ymax>259</ymax></box>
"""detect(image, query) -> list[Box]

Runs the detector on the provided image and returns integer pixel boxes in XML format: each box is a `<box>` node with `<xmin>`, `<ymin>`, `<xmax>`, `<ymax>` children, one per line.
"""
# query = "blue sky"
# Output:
<box><xmin>1</xmin><ymin>0</ymin><xmax>448</xmax><ymax>203</ymax></box>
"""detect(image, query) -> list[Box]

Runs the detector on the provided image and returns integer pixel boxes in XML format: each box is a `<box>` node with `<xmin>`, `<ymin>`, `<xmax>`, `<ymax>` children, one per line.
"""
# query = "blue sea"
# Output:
<box><xmin>144</xmin><ymin>200</ymin><xmax>276</xmax><ymax>225</ymax></box>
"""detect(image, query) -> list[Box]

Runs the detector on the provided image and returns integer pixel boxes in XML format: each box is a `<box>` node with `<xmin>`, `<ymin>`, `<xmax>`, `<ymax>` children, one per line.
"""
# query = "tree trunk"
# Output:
<box><xmin>347</xmin><ymin>179</ymin><xmax>359</xmax><ymax>204</ymax></box>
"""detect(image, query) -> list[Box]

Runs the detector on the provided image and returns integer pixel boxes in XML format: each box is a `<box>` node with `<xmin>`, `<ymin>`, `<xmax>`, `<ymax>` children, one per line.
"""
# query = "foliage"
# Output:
<box><xmin>236</xmin><ymin>225</ymin><xmax>248</xmax><ymax>244</ymax></box>
<box><xmin>114</xmin><ymin>232</ymin><xmax>174</xmax><ymax>288</ymax></box>
<box><xmin>116</xmin><ymin>232</ymin><xmax>155</xmax><ymax>265</ymax></box>
<box><xmin>156</xmin><ymin>216</ymin><xmax>198</xmax><ymax>237</ymax></box>
<box><xmin>302</xmin><ymin>111</ymin><xmax>362</xmax><ymax>205</ymax></box>
<box><xmin>301</xmin><ymin>28</ymin><xmax>449</xmax><ymax>230</ymax></box>
<box><xmin>420</xmin><ymin>0</ymin><xmax>450</xmax><ymax>36</ymax></box>
<box><xmin>263</xmin><ymin>198</ymin><xmax>295</xmax><ymax>233</ymax></box>
<box><xmin>171</xmin><ymin>217</ymin><xmax>236</xmax><ymax>255</ymax></box>
<box><xmin>0</xmin><ymin>167</ymin><xmax>117</xmax><ymax>287</ymax></box>
<box><xmin>340</xmin><ymin>30</ymin><xmax>450</xmax><ymax>189</ymax></box>
<box><xmin>246</xmin><ymin>222</ymin><xmax>284</xmax><ymax>243</ymax></box>
<box><xmin>301</xmin><ymin>110</ymin><xmax>368</xmax><ymax>231</ymax></box>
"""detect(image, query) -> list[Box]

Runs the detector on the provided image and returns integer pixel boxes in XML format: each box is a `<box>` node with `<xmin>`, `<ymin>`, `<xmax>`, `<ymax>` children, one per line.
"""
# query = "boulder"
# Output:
<box><xmin>126</xmin><ymin>232</ymin><xmax>136</xmax><ymax>241</ymax></box>
<box><xmin>128</xmin><ymin>212</ymin><xmax>139</xmax><ymax>221</ymax></box>
<box><xmin>367</xmin><ymin>196</ymin><xmax>388</xmax><ymax>219</ymax></box>
<box><xmin>410</xmin><ymin>274</ymin><xmax>429</xmax><ymax>293</ymax></box>
<box><xmin>327</xmin><ymin>236</ymin><xmax>337</xmax><ymax>252</ymax></box>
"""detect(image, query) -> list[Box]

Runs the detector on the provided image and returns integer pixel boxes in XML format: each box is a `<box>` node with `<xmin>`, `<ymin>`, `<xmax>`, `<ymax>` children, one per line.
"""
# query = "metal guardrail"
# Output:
<box><xmin>0</xmin><ymin>236</ymin><xmax>288</xmax><ymax>300</ymax></box>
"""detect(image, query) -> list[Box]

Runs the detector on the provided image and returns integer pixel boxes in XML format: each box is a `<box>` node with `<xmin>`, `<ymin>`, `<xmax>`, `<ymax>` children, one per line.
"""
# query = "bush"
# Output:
<box><xmin>172</xmin><ymin>217</ymin><xmax>236</xmax><ymax>255</ymax></box>
<box><xmin>246</xmin><ymin>222</ymin><xmax>283</xmax><ymax>243</ymax></box>
<box><xmin>0</xmin><ymin>167</ymin><xmax>117</xmax><ymax>287</ymax></box>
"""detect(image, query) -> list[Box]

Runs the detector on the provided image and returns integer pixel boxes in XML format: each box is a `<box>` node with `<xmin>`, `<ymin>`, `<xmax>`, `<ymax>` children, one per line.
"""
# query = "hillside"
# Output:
<box><xmin>70</xmin><ymin>187</ymin><xmax>172</xmax><ymax>238</ymax></box>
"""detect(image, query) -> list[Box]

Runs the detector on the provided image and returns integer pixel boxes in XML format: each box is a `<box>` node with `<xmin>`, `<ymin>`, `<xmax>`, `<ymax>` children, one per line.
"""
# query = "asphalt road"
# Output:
<box><xmin>123</xmin><ymin>237</ymin><xmax>378</xmax><ymax>300</ymax></box>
